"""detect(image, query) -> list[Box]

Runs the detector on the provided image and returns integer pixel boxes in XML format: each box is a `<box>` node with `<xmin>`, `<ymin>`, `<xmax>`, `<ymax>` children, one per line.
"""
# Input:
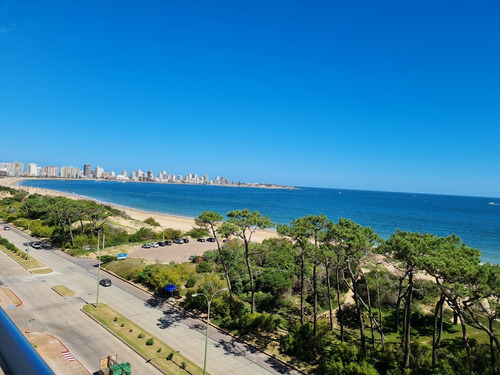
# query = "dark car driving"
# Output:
<box><xmin>99</xmin><ymin>278</ymin><xmax>112</xmax><ymax>287</ymax></box>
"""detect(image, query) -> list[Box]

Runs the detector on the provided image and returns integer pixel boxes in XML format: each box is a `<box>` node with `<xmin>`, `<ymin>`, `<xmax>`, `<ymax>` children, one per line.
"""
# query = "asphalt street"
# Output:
<box><xmin>0</xmin><ymin>223</ymin><xmax>301</xmax><ymax>375</ymax></box>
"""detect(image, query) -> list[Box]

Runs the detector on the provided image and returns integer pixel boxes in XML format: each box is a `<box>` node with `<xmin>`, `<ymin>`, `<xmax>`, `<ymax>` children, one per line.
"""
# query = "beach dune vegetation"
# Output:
<box><xmin>144</xmin><ymin>217</ymin><xmax>160</xmax><ymax>226</ymax></box>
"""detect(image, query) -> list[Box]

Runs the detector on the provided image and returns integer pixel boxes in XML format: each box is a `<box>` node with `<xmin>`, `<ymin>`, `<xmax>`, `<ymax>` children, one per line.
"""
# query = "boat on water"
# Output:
<box><xmin>489</xmin><ymin>202</ymin><xmax>499</xmax><ymax>205</ymax></box>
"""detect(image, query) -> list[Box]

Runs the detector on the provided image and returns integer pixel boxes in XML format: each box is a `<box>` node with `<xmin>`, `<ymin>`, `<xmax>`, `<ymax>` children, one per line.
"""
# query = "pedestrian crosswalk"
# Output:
<box><xmin>61</xmin><ymin>351</ymin><xmax>76</xmax><ymax>362</ymax></box>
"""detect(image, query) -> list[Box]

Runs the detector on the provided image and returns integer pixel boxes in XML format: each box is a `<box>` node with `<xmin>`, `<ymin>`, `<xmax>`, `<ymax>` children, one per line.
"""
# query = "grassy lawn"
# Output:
<box><xmin>1</xmin><ymin>288</ymin><xmax>21</xmax><ymax>305</ymax></box>
<box><xmin>104</xmin><ymin>258</ymin><xmax>149</xmax><ymax>280</ymax></box>
<box><xmin>52</xmin><ymin>285</ymin><xmax>74</xmax><ymax>297</ymax></box>
<box><xmin>31</xmin><ymin>268</ymin><xmax>54</xmax><ymax>274</ymax></box>
<box><xmin>82</xmin><ymin>304</ymin><xmax>206</xmax><ymax>375</ymax></box>
<box><xmin>0</xmin><ymin>245</ymin><xmax>52</xmax><ymax>273</ymax></box>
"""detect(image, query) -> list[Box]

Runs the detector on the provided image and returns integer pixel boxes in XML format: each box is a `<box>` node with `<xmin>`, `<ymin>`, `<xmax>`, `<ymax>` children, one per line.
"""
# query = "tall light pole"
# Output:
<box><xmin>192</xmin><ymin>288</ymin><xmax>228</xmax><ymax>375</ymax></box>
<box><xmin>25</xmin><ymin>221</ymin><xmax>31</xmax><ymax>260</ymax></box>
<box><xmin>95</xmin><ymin>231</ymin><xmax>100</xmax><ymax>307</ymax></box>
<box><xmin>95</xmin><ymin>231</ymin><xmax>104</xmax><ymax>307</ymax></box>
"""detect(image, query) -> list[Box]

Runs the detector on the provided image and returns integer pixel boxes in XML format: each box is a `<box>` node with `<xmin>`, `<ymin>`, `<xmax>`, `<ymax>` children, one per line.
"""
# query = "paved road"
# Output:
<box><xmin>0</xmin><ymin>223</ymin><xmax>301</xmax><ymax>375</ymax></box>
<box><xmin>0</xmin><ymin>226</ymin><xmax>164</xmax><ymax>375</ymax></box>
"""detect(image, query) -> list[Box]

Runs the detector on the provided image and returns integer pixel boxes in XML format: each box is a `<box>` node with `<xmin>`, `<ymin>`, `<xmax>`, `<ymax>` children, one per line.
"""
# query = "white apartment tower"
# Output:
<box><xmin>44</xmin><ymin>166</ymin><xmax>59</xmax><ymax>177</ymax></box>
<box><xmin>93</xmin><ymin>166</ymin><xmax>104</xmax><ymax>178</ymax></box>
<box><xmin>12</xmin><ymin>161</ymin><xmax>24</xmax><ymax>176</ymax></box>
<box><xmin>27</xmin><ymin>163</ymin><xmax>38</xmax><ymax>176</ymax></box>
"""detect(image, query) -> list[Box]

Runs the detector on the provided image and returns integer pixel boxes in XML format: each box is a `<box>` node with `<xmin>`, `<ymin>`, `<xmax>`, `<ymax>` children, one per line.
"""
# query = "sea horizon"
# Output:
<box><xmin>17</xmin><ymin>178</ymin><xmax>500</xmax><ymax>264</ymax></box>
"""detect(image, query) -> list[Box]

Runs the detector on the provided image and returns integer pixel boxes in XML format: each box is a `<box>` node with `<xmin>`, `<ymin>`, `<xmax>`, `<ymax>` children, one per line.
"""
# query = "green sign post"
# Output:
<box><xmin>28</xmin><ymin>318</ymin><xmax>35</xmax><ymax>337</ymax></box>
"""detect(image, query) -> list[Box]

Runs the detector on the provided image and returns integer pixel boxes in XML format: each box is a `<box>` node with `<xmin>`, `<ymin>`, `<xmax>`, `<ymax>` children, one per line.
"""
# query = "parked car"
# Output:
<box><xmin>165</xmin><ymin>240</ymin><xmax>172</xmax><ymax>246</ymax></box>
<box><xmin>183</xmin><ymin>238</ymin><xmax>189</xmax><ymax>243</ymax></box>
<box><xmin>173</xmin><ymin>239</ymin><xmax>183</xmax><ymax>244</ymax></box>
<box><xmin>151</xmin><ymin>242</ymin><xmax>159</xmax><ymax>248</ymax></box>
<box><xmin>158</xmin><ymin>241</ymin><xmax>166</xmax><ymax>246</ymax></box>
<box><xmin>142</xmin><ymin>243</ymin><xmax>151</xmax><ymax>248</ymax></box>
<box><xmin>99</xmin><ymin>278</ymin><xmax>112</xmax><ymax>287</ymax></box>
<box><xmin>197</xmin><ymin>238</ymin><xmax>206</xmax><ymax>242</ymax></box>
<box><xmin>223</xmin><ymin>238</ymin><xmax>229</xmax><ymax>243</ymax></box>
<box><xmin>30</xmin><ymin>241</ymin><xmax>42</xmax><ymax>249</ymax></box>
<box><xmin>207</xmin><ymin>237</ymin><xmax>216</xmax><ymax>242</ymax></box>
<box><xmin>3</xmin><ymin>226</ymin><xmax>9</xmax><ymax>231</ymax></box>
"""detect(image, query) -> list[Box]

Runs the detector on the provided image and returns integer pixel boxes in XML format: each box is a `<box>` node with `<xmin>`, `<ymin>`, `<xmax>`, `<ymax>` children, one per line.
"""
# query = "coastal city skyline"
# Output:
<box><xmin>1</xmin><ymin>2</ymin><xmax>499</xmax><ymax>198</ymax></box>
<box><xmin>0</xmin><ymin>159</ymin><xmax>293</xmax><ymax>188</ymax></box>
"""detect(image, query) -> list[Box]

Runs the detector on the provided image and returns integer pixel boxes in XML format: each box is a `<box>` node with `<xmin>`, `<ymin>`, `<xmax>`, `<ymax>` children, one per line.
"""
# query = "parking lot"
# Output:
<box><xmin>127</xmin><ymin>239</ymin><xmax>219</xmax><ymax>263</ymax></box>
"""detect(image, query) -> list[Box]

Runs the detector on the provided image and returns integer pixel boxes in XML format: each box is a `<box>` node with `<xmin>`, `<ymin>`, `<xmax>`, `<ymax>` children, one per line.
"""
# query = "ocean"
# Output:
<box><xmin>19</xmin><ymin>179</ymin><xmax>500</xmax><ymax>264</ymax></box>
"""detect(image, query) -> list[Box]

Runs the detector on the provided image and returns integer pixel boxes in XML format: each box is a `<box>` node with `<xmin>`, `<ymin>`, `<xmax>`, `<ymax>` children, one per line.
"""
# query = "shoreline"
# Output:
<box><xmin>1</xmin><ymin>177</ymin><xmax>279</xmax><ymax>242</ymax></box>
<box><xmin>9</xmin><ymin>176</ymin><xmax>298</xmax><ymax>190</ymax></box>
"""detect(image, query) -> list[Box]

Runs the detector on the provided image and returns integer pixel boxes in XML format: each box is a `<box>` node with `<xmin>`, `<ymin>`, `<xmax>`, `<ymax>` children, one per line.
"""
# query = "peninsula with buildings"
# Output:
<box><xmin>0</xmin><ymin>160</ymin><xmax>296</xmax><ymax>189</ymax></box>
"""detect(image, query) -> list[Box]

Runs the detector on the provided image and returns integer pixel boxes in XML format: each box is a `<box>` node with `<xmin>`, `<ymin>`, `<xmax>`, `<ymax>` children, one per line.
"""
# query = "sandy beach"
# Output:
<box><xmin>0</xmin><ymin>178</ymin><xmax>279</xmax><ymax>263</ymax></box>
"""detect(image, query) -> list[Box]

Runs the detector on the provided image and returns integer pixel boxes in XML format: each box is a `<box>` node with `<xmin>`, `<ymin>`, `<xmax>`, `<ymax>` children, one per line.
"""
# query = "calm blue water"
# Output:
<box><xmin>19</xmin><ymin>180</ymin><xmax>500</xmax><ymax>264</ymax></box>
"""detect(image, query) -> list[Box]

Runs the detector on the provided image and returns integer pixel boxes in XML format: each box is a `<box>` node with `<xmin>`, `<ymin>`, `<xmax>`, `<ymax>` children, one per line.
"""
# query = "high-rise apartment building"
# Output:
<box><xmin>44</xmin><ymin>166</ymin><xmax>59</xmax><ymax>177</ymax></box>
<box><xmin>27</xmin><ymin>163</ymin><xmax>38</xmax><ymax>176</ymax></box>
<box><xmin>61</xmin><ymin>166</ymin><xmax>80</xmax><ymax>178</ymax></box>
<box><xmin>83</xmin><ymin>164</ymin><xmax>91</xmax><ymax>177</ymax></box>
<box><xmin>0</xmin><ymin>163</ymin><xmax>11</xmax><ymax>176</ymax></box>
<box><xmin>93</xmin><ymin>166</ymin><xmax>104</xmax><ymax>178</ymax></box>
<box><xmin>12</xmin><ymin>161</ymin><xmax>24</xmax><ymax>176</ymax></box>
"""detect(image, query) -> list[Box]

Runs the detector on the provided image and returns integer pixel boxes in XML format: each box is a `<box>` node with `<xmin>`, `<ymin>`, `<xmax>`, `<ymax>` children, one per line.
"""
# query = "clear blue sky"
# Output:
<box><xmin>1</xmin><ymin>1</ymin><xmax>499</xmax><ymax>197</ymax></box>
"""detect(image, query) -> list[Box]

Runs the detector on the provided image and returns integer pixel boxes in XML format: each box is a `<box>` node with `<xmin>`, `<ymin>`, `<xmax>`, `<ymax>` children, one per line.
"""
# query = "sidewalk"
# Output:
<box><xmin>1</xmin><ymin>287</ymin><xmax>89</xmax><ymax>374</ymax></box>
<box><xmin>23</xmin><ymin>331</ymin><xmax>90</xmax><ymax>375</ymax></box>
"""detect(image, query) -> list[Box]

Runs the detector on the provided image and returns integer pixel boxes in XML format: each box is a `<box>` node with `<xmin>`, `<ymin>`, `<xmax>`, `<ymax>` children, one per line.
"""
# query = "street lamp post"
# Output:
<box><xmin>26</xmin><ymin>222</ymin><xmax>31</xmax><ymax>260</ymax></box>
<box><xmin>192</xmin><ymin>288</ymin><xmax>228</xmax><ymax>375</ymax></box>
<box><xmin>96</xmin><ymin>231</ymin><xmax>100</xmax><ymax>307</ymax></box>
<box><xmin>95</xmin><ymin>231</ymin><xmax>105</xmax><ymax>307</ymax></box>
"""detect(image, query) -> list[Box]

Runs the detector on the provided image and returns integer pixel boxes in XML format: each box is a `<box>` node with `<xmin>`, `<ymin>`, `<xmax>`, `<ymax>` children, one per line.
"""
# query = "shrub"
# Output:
<box><xmin>129</xmin><ymin>227</ymin><xmax>155</xmax><ymax>242</ymax></box>
<box><xmin>166</xmin><ymin>351</ymin><xmax>174</xmax><ymax>361</ymax></box>
<box><xmin>256</xmin><ymin>268</ymin><xmax>294</xmax><ymax>295</ymax></box>
<box><xmin>181</xmin><ymin>362</ymin><xmax>187</xmax><ymax>369</ymax></box>
<box><xmin>100</xmin><ymin>255</ymin><xmax>118</xmax><ymax>264</ymax></box>
<box><xmin>113</xmin><ymin>317</ymin><xmax>118</xmax><ymax>322</ymax></box>
<box><xmin>13</xmin><ymin>218</ymin><xmax>30</xmax><ymax>229</ymax></box>
<box><xmin>280</xmin><ymin>322</ymin><xmax>330</xmax><ymax>362</ymax></box>
<box><xmin>160</xmin><ymin>228</ymin><xmax>183</xmax><ymax>240</ymax></box>
<box><xmin>196</xmin><ymin>261</ymin><xmax>213</xmax><ymax>273</ymax></box>
<box><xmin>29</xmin><ymin>221</ymin><xmax>53</xmax><ymax>238</ymax></box>
<box><xmin>137</xmin><ymin>333</ymin><xmax>144</xmax><ymax>339</ymax></box>
<box><xmin>146</xmin><ymin>338</ymin><xmax>154</xmax><ymax>346</ymax></box>
<box><xmin>237</xmin><ymin>312</ymin><xmax>278</xmax><ymax>335</ymax></box>
<box><xmin>186</xmin><ymin>275</ymin><xmax>197</xmax><ymax>288</ymax></box>
<box><xmin>144</xmin><ymin>217</ymin><xmax>160</xmax><ymax>227</ymax></box>
<box><xmin>185</xmin><ymin>228</ymin><xmax>209</xmax><ymax>239</ymax></box>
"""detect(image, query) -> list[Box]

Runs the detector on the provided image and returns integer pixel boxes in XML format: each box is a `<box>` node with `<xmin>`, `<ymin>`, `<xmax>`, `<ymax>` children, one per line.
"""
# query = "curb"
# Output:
<box><xmin>100</xmin><ymin>267</ymin><xmax>307</xmax><ymax>375</ymax></box>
